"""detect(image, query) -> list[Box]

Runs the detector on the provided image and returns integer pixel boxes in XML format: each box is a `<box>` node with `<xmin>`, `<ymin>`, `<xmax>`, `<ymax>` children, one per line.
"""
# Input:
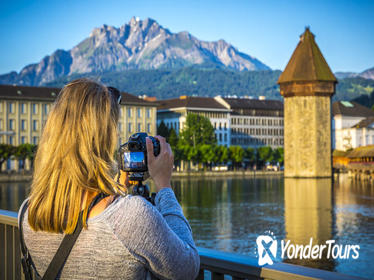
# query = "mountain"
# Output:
<box><xmin>335</xmin><ymin>67</ymin><xmax>374</xmax><ymax>80</ymax></box>
<box><xmin>360</xmin><ymin>67</ymin><xmax>374</xmax><ymax>80</ymax></box>
<box><xmin>46</xmin><ymin>68</ymin><xmax>282</xmax><ymax>100</ymax></box>
<box><xmin>0</xmin><ymin>17</ymin><xmax>270</xmax><ymax>86</ymax></box>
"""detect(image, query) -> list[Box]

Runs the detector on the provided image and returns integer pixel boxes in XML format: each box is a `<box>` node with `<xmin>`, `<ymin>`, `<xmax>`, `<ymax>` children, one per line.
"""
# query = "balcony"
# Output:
<box><xmin>0</xmin><ymin>209</ymin><xmax>362</xmax><ymax>280</ymax></box>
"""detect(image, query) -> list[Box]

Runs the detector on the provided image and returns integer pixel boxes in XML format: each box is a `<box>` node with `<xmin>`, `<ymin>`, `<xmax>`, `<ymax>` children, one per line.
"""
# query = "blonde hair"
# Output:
<box><xmin>28</xmin><ymin>79</ymin><xmax>123</xmax><ymax>234</ymax></box>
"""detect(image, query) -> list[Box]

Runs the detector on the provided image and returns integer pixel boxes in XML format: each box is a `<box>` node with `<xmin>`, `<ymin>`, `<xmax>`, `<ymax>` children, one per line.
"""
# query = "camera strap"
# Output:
<box><xmin>19</xmin><ymin>193</ymin><xmax>109</xmax><ymax>280</ymax></box>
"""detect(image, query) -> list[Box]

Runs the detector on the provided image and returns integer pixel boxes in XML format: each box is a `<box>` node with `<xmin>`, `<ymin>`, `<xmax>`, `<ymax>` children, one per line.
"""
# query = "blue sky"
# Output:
<box><xmin>0</xmin><ymin>0</ymin><xmax>373</xmax><ymax>74</ymax></box>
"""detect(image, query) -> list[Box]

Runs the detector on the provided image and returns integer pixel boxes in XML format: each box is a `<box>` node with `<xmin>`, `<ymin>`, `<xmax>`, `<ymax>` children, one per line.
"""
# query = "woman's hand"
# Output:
<box><xmin>146</xmin><ymin>136</ymin><xmax>173</xmax><ymax>191</ymax></box>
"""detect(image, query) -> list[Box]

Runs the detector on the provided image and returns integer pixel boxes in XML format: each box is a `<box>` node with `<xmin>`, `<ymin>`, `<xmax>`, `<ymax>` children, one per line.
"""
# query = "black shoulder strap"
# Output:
<box><xmin>19</xmin><ymin>199</ymin><xmax>39</xmax><ymax>280</ymax></box>
<box><xmin>20</xmin><ymin>193</ymin><xmax>108</xmax><ymax>280</ymax></box>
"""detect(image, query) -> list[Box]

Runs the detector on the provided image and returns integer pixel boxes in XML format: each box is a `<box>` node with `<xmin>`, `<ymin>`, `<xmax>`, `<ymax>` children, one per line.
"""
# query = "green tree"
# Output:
<box><xmin>272</xmin><ymin>147</ymin><xmax>284</xmax><ymax>165</ymax></box>
<box><xmin>244</xmin><ymin>147</ymin><xmax>255</xmax><ymax>163</ymax></box>
<box><xmin>0</xmin><ymin>144</ymin><xmax>16</xmax><ymax>171</ymax></box>
<box><xmin>229</xmin><ymin>146</ymin><xmax>244</xmax><ymax>170</ymax></box>
<box><xmin>179</xmin><ymin>113</ymin><xmax>216</xmax><ymax>147</ymax></box>
<box><xmin>199</xmin><ymin>144</ymin><xmax>216</xmax><ymax>170</ymax></box>
<box><xmin>178</xmin><ymin>113</ymin><xmax>216</xmax><ymax>167</ymax></box>
<box><xmin>14</xmin><ymin>144</ymin><xmax>31</xmax><ymax>171</ymax></box>
<box><xmin>257</xmin><ymin>146</ymin><xmax>273</xmax><ymax>167</ymax></box>
<box><xmin>213</xmin><ymin>145</ymin><xmax>229</xmax><ymax>164</ymax></box>
<box><xmin>157</xmin><ymin>121</ymin><xmax>170</xmax><ymax>138</ymax></box>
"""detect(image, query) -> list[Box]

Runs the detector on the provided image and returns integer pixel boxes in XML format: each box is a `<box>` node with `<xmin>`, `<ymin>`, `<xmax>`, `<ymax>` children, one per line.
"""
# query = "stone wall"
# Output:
<box><xmin>284</xmin><ymin>96</ymin><xmax>332</xmax><ymax>177</ymax></box>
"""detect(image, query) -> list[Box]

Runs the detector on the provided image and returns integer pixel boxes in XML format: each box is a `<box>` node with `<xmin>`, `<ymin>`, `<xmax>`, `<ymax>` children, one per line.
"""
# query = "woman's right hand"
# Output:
<box><xmin>146</xmin><ymin>136</ymin><xmax>173</xmax><ymax>191</ymax></box>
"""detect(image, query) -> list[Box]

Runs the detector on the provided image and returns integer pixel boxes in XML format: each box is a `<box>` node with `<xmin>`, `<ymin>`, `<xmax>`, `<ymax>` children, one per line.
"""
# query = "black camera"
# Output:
<box><xmin>119</xmin><ymin>133</ymin><xmax>160</xmax><ymax>204</ymax></box>
<box><xmin>119</xmin><ymin>132</ymin><xmax>160</xmax><ymax>175</ymax></box>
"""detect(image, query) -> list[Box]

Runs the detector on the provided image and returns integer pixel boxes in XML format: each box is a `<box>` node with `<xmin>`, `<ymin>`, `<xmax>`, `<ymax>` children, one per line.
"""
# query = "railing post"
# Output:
<box><xmin>212</xmin><ymin>272</ymin><xmax>224</xmax><ymax>280</ymax></box>
<box><xmin>196</xmin><ymin>269</ymin><xmax>204</xmax><ymax>280</ymax></box>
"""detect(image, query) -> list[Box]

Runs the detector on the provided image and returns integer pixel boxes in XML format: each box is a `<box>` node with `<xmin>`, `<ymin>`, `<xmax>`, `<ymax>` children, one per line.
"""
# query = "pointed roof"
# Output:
<box><xmin>278</xmin><ymin>27</ymin><xmax>337</xmax><ymax>84</ymax></box>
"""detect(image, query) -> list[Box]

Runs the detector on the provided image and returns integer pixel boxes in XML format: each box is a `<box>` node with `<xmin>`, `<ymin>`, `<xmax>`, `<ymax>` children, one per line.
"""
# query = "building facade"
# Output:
<box><xmin>157</xmin><ymin>96</ymin><xmax>231</xmax><ymax>146</ymax></box>
<box><xmin>0</xmin><ymin>85</ymin><xmax>157</xmax><ymax>171</ymax></box>
<box><xmin>215</xmin><ymin>96</ymin><xmax>284</xmax><ymax>148</ymax></box>
<box><xmin>332</xmin><ymin>101</ymin><xmax>374</xmax><ymax>151</ymax></box>
<box><xmin>157</xmin><ymin>95</ymin><xmax>284</xmax><ymax>148</ymax></box>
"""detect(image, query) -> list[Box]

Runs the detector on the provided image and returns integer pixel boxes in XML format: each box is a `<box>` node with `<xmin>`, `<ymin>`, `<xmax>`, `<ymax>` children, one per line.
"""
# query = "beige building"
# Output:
<box><xmin>0</xmin><ymin>85</ymin><xmax>157</xmax><ymax>171</ymax></box>
<box><xmin>278</xmin><ymin>28</ymin><xmax>337</xmax><ymax>178</ymax></box>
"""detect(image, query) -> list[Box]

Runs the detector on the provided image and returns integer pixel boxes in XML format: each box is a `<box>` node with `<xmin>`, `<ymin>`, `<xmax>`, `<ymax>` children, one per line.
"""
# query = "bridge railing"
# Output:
<box><xmin>0</xmin><ymin>209</ymin><xmax>364</xmax><ymax>280</ymax></box>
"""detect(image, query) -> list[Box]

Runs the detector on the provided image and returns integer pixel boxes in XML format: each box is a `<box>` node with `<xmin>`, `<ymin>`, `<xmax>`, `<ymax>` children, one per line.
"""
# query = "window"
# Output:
<box><xmin>147</xmin><ymin>123</ymin><xmax>151</xmax><ymax>133</ymax></box>
<box><xmin>9</xmin><ymin>136</ymin><xmax>13</xmax><ymax>145</ymax></box>
<box><xmin>219</xmin><ymin>134</ymin><xmax>222</xmax><ymax>142</ymax></box>
<box><xmin>138</xmin><ymin>123</ymin><xmax>141</xmax><ymax>132</ymax></box>
<box><xmin>9</xmin><ymin>119</ymin><xmax>15</xmax><ymax>130</ymax></box>
<box><xmin>33</xmin><ymin>137</ymin><xmax>38</xmax><ymax>145</ymax></box>
<box><xmin>137</xmin><ymin>108</ymin><xmax>141</xmax><ymax>118</ymax></box>
<box><xmin>147</xmin><ymin>108</ymin><xmax>151</xmax><ymax>118</ymax></box>
<box><xmin>21</xmin><ymin>136</ymin><xmax>26</xmax><ymax>144</ymax></box>
<box><xmin>8</xmin><ymin>102</ymin><xmax>14</xmax><ymax>113</ymax></box>
<box><xmin>21</xmin><ymin>103</ymin><xmax>26</xmax><ymax>114</ymax></box>
<box><xmin>0</xmin><ymin>102</ymin><xmax>2</xmax><ymax>113</ymax></box>
<box><xmin>33</xmin><ymin>120</ymin><xmax>38</xmax><ymax>131</ymax></box>
<box><xmin>0</xmin><ymin>119</ymin><xmax>2</xmax><ymax>130</ymax></box>
<box><xmin>21</xmin><ymin>120</ymin><xmax>26</xmax><ymax>131</ymax></box>
<box><xmin>32</xmin><ymin>103</ymin><xmax>38</xmax><ymax>114</ymax></box>
<box><xmin>224</xmin><ymin>134</ymin><xmax>227</xmax><ymax>141</ymax></box>
<box><xmin>43</xmin><ymin>104</ymin><xmax>48</xmax><ymax>115</ymax></box>
<box><xmin>127</xmin><ymin>108</ymin><xmax>132</xmax><ymax>117</ymax></box>
<box><xmin>128</xmin><ymin>123</ymin><xmax>132</xmax><ymax>133</ymax></box>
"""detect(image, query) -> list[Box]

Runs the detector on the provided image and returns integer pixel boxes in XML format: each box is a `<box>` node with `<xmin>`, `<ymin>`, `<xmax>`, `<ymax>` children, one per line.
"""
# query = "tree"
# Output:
<box><xmin>229</xmin><ymin>146</ymin><xmax>244</xmax><ymax>170</ymax></box>
<box><xmin>157</xmin><ymin>121</ymin><xmax>170</xmax><ymax>138</ymax></box>
<box><xmin>272</xmin><ymin>147</ymin><xmax>284</xmax><ymax>165</ymax></box>
<box><xmin>244</xmin><ymin>147</ymin><xmax>255</xmax><ymax>163</ymax></box>
<box><xmin>178</xmin><ymin>113</ymin><xmax>216</xmax><ymax>167</ymax></box>
<box><xmin>199</xmin><ymin>144</ymin><xmax>216</xmax><ymax>170</ymax></box>
<box><xmin>0</xmin><ymin>144</ymin><xmax>16</xmax><ymax>171</ymax></box>
<box><xmin>212</xmin><ymin>145</ymin><xmax>229</xmax><ymax>165</ymax></box>
<box><xmin>257</xmin><ymin>146</ymin><xmax>273</xmax><ymax>167</ymax></box>
<box><xmin>179</xmin><ymin>113</ymin><xmax>216</xmax><ymax>147</ymax></box>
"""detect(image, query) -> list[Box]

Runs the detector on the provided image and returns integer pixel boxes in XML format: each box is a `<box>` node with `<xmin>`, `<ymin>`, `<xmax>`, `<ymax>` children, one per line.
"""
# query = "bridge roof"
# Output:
<box><xmin>347</xmin><ymin>145</ymin><xmax>374</xmax><ymax>158</ymax></box>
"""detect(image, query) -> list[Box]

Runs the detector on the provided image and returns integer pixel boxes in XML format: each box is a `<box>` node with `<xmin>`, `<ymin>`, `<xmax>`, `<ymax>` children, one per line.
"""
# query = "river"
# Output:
<box><xmin>1</xmin><ymin>174</ymin><xmax>373</xmax><ymax>279</ymax></box>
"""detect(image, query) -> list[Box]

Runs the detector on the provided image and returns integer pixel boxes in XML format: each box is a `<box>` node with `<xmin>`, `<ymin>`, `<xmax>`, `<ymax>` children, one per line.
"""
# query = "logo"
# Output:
<box><xmin>255</xmin><ymin>231</ymin><xmax>360</xmax><ymax>266</ymax></box>
<box><xmin>256</xmin><ymin>231</ymin><xmax>277</xmax><ymax>265</ymax></box>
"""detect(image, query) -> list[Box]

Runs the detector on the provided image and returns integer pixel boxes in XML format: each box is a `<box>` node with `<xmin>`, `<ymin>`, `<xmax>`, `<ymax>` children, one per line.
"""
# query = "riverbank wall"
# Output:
<box><xmin>0</xmin><ymin>170</ymin><xmax>283</xmax><ymax>182</ymax></box>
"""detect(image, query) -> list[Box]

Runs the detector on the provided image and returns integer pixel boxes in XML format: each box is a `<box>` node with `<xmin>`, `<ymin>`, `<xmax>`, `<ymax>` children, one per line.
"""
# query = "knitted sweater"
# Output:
<box><xmin>19</xmin><ymin>188</ymin><xmax>200</xmax><ymax>280</ymax></box>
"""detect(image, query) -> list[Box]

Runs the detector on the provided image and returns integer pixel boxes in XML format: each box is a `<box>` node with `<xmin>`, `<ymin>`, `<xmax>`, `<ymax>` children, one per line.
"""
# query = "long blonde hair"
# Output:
<box><xmin>28</xmin><ymin>79</ymin><xmax>123</xmax><ymax>234</ymax></box>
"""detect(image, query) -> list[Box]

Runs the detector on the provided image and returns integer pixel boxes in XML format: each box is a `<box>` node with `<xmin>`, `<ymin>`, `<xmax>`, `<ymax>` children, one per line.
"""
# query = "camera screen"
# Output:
<box><xmin>123</xmin><ymin>152</ymin><xmax>145</xmax><ymax>169</ymax></box>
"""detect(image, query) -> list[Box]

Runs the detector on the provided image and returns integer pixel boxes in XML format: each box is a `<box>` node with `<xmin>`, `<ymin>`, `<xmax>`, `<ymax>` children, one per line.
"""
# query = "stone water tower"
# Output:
<box><xmin>278</xmin><ymin>28</ymin><xmax>337</xmax><ymax>177</ymax></box>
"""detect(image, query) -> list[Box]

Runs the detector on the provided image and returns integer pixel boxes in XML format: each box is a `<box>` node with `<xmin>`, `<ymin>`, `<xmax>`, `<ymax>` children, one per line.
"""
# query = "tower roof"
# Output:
<box><xmin>278</xmin><ymin>27</ymin><xmax>337</xmax><ymax>84</ymax></box>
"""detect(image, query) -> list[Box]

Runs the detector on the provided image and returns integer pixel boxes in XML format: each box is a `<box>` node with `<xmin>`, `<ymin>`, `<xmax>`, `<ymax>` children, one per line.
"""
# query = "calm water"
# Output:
<box><xmin>1</xmin><ymin>174</ymin><xmax>373</xmax><ymax>279</ymax></box>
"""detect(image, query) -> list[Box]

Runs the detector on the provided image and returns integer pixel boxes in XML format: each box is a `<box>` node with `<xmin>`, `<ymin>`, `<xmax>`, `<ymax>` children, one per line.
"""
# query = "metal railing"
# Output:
<box><xmin>0</xmin><ymin>210</ymin><xmax>365</xmax><ymax>280</ymax></box>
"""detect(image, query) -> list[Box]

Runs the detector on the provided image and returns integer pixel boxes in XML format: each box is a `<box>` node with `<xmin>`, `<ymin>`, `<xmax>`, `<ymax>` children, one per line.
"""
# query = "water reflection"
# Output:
<box><xmin>1</xmin><ymin>174</ymin><xmax>373</xmax><ymax>278</ymax></box>
<box><xmin>283</xmin><ymin>178</ymin><xmax>335</xmax><ymax>271</ymax></box>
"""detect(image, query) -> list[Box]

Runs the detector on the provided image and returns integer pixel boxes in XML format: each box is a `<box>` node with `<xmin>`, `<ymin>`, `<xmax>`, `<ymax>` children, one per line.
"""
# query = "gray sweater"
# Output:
<box><xmin>19</xmin><ymin>188</ymin><xmax>200</xmax><ymax>280</ymax></box>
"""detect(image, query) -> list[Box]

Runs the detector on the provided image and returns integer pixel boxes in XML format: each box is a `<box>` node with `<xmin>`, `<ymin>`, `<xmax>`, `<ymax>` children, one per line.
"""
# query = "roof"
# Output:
<box><xmin>0</xmin><ymin>84</ymin><xmax>60</xmax><ymax>101</ymax></box>
<box><xmin>347</xmin><ymin>145</ymin><xmax>374</xmax><ymax>158</ymax></box>
<box><xmin>222</xmin><ymin>97</ymin><xmax>283</xmax><ymax>111</ymax></box>
<box><xmin>157</xmin><ymin>96</ymin><xmax>228</xmax><ymax>110</ymax></box>
<box><xmin>333</xmin><ymin>150</ymin><xmax>349</xmax><ymax>157</ymax></box>
<box><xmin>278</xmin><ymin>28</ymin><xmax>337</xmax><ymax>84</ymax></box>
<box><xmin>0</xmin><ymin>84</ymin><xmax>156</xmax><ymax>106</ymax></box>
<box><xmin>332</xmin><ymin>101</ymin><xmax>374</xmax><ymax>117</ymax></box>
<box><xmin>351</xmin><ymin>116</ymin><xmax>374</xmax><ymax>128</ymax></box>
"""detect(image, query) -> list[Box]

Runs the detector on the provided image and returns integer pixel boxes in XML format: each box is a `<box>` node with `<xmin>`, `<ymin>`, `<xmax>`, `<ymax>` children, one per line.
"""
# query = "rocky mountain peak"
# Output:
<box><xmin>0</xmin><ymin>17</ymin><xmax>271</xmax><ymax>86</ymax></box>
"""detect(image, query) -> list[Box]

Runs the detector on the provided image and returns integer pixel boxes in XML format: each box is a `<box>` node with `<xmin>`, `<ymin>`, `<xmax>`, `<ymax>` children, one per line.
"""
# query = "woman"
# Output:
<box><xmin>18</xmin><ymin>79</ymin><xmax>200</xmax><ymax>279</ymax></box>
